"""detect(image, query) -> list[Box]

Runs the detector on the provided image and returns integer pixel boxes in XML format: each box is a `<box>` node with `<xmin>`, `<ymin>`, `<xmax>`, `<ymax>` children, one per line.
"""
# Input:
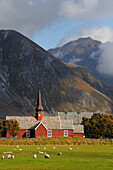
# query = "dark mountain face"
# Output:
<box><xmin>48</xmin><ymin>37</ymin><xmax>113</xmax><ymax>87</ymax></box>
<box><xmin>0</xmin><ymin>30</ymin><xmax>113</xmax><ymax>119</ymax></box>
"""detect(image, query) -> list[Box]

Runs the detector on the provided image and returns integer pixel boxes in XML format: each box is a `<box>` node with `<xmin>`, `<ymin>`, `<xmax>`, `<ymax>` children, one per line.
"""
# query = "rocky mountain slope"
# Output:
<box><xmin>48</xmin><ymin>37</ymin><xmax>113</xmax><ymax>87</ymax></box>
<box><xmin>0</xmin><ymin>30</ymin><xmax>113</xmax><ymax>119</ymax></box>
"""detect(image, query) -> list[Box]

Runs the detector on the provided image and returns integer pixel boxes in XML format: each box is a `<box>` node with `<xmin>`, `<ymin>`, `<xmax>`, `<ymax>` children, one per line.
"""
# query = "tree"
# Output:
<box><xmin>0</xmin><ymin>119</ymin><xmax>20</xmax><ymax>137</ymax></box>
<box><xmin>1</xmin><ymin>120</ymin><xmax>11</xmax><ymax>137</ymax></box>
<box><xmin>9</xmin><ymin>120</ymin><xmax>20</xmax><ymax>137</ymax></box>
<box><xmin>81</xmin><ymin>113</ymin><xmax>113</xmax><ymax>138</ymax></box>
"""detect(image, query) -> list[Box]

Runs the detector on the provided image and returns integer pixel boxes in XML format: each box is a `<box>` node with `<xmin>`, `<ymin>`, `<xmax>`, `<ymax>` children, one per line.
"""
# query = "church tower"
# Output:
<box><xmin>35</xmin><ymin>89</ymin><xmax>43</xmax><ymax>121</ymax></box>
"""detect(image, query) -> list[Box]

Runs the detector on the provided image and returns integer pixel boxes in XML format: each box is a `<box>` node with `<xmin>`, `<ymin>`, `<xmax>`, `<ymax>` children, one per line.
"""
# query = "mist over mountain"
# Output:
<box><xmin>0</xmin><ymin>30</ymin><xmax>113</xmax><ymax>119</ymax></box>
<box><xmin>48</xmin><ymin>37</ymin><xmax>113</xmax><ymax>87</ymax></box>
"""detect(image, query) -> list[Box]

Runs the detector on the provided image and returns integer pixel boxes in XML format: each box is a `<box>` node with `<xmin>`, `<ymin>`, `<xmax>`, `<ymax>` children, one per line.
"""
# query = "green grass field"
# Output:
<box><xmin>0</xmin><ymin>145</ymin><xmax>113</xmax><ymax>170</ymax></box>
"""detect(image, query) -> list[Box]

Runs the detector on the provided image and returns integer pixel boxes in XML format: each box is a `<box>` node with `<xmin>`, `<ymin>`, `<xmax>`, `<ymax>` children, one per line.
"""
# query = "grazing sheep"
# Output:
<box><xmin>7</xmin><ymin>154</ymin><xmax>11</xmax><ymax>159</ymax></box>
<box><xmin>12</xmin><ymin>155</ymin><xmax>15</xmax><ymax>159</ymax></box>
<box><xmin>16</xmin><ymin>146</ymin><xmax>19</xmax><ymax>148</ymax></box>
<box><xmin>1</xmin><ymin>156</ymin><xmax>4</xmax><ymax>159</ymax></box>
<box><xmin>44</xmin><ymin>153</ymin><xmax>50</xmax><ymax>158</ymax></box>
<box><xmin>52</xmin><ymin>147</ymin><xmax>55</xmax><ymax>149</ymax></box>
<box><xmin>37</xmin><ymin>147</ymin><xmax>40</xmax><ymax>149</ymax></box>
<box><xmin>38</xmin><ymin>151</ymin><xmax>43</xmax><ymax>154</ymax></box>
<box><xmin>43</xmin><ymin>147</ymin><xmax>46</xmax><ymax>150</ymax></box>
<box><xmin>3</xmin><ymin>152</ymin><xmax>12</xmax><ymax>154</ymax></box>
<box><xmin>18</xmin><ymin>149</ymin><xmax>22</xmax><ymax>150</ymax></box>
<box><xmin>68</xmin><ymin>148</ymin><xmax>72</xmax><ymax>150</ymax></box>
<box><xmin>13</xmin><ymin>149</ymin><xmax>17</xmax><ymax>150</ymax></box>
<box><xmin>76</xmin><ymin>148</ymin><xmax>79</xmax><ymax>150</ymax></box>
<box><xmin>58</xmin><ymin>152</ymin><xmax>62</xmax><ymax>155</ymax></box>
<box><xmin>33</xmin><ymin>154</ymin><xmax>37</xmax><ymax>159</ymax></box>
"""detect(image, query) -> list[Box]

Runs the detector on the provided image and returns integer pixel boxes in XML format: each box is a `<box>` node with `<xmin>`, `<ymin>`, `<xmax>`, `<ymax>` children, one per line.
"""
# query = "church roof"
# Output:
<box><xmin>6</xmin><ymin>116</ymin><xmax>39</xmax><ymax>129</ymax></box>
<box><xmin>60</xmin><ymin>119</ymin><xmax>73</xmax><ymax>129</ymax></box>
<box><xmin>73</xmin><ymin>124</ymin><xmax>84</xmax><ymax>133</ymax></box>
<box><xmin>42</xmin><ymin>116</ymin><xmax>61</xmax><ymax>129</ymax></box>
<box><xmin>6</xmin><ymin>115</ymin><xmax>74</xmax><ymax>130</ymax></box>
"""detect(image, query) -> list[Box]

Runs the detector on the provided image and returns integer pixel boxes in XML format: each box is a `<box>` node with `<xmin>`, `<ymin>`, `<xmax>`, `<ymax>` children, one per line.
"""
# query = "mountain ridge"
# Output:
<box><xmin>0</xmin><ymin>30</ymin><xmax>113</xmax><ymax>119</ymax></box>
<box><xmin>48</xmin><ymin>37</ymin><xmax>113</xmax><ymax>87</ymax></box>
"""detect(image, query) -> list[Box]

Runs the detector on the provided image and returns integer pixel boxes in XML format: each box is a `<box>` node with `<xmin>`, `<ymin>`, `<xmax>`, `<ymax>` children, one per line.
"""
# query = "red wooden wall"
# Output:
<box><xmin>7</xmin><ymin>130</ymin><xmax>27</xmax><ymax>138</ymax></box>
<box><xmin>73</xmin><ymin>133</ymin><xmax>84</xmax><ymax>137</ymax></box>
<box><xmin>6</xmin><ymin>128</ymin><xmax>84</xmax><ymax>138</ymax></box>
<box><xmin>35</xmin><ymin>123</ymin><xmax>47</xmax><ymax>137</ymax></box>
<box><xmin>51</xmin><ymin>129</ymin><xmax>73</xmax><ymax>137</ymax></box>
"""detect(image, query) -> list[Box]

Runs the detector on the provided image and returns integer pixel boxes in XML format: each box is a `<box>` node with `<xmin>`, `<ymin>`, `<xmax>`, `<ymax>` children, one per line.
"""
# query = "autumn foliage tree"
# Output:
<box><xmin>0</xmin><ymin>119</ymin><xmax>20</xmax><ymax>137</ymax></box>
<box><xmin>9</xmin><ymin>120</ymin><xmax>20</xmax><ymax>137</ymax></box>
<box><xmin>81</xmin><ymin>114</ymin><xmax>113</xmax><ymax>138</ymax></box>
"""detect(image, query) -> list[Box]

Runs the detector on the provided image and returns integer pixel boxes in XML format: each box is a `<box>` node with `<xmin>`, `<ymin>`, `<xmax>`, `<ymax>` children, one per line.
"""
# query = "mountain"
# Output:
<box><xmin>0</xmin><ymin>30</ymin><xmax>113</xmax><ymax>119</ymax></box>
<box><xmin>48</xmin><ymin>37</ymin><xmax>113</xmax><ymax>87</ymax></box>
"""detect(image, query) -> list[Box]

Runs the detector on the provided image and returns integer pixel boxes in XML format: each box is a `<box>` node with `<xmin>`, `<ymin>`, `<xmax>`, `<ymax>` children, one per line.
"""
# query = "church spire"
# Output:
<box><xmin>35</xmin><ymin>89</ymin><xmax>43</xmax><ymax>121</ymax></box>
<box><xmin>37</xmin><ymin>89</ymin><xmax>43</xmax><ymax>112</ymax></box>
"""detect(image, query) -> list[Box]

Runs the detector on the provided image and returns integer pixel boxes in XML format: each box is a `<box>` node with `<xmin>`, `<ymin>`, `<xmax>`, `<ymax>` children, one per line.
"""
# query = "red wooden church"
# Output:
<box><xmin>6</xmin><ymin>90</ymin><xmax>84</xmax><ymax>138</ymax></box>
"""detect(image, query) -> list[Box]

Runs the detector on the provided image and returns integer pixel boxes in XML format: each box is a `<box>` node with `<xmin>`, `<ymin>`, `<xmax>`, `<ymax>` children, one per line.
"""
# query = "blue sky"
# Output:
<box><xmin>1</xmin><ymin>0</ymin><xmax>113</xmax><ymax>50</ymax></box>
<box><xmin>32</xmin><ymin>19</ymin><xmax>82</xmax><ymax>49</ymax></box>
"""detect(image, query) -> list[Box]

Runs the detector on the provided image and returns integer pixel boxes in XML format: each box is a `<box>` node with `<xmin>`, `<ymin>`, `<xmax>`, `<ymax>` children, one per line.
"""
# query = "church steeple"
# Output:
<box><xmin>35</xmin><ymin>89</ymin><xmax>43</xmax><ymax>121</ymax></box>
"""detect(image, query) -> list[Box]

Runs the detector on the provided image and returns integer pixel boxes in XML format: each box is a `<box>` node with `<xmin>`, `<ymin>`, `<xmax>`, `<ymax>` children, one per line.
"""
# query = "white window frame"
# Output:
<box><xmin>26</xmin><ymin>130</ymin><xmax>30</xmax><ymax>138</ymax></box>
<box><xmin>64</xmin><ymin>130</ymin><xmax>68</xmax><ymax>137</ymax></box>
<box><xmin>48</xmin><ymin>130</ymin><xmax>52</xmax><ymax>137</ymax></box>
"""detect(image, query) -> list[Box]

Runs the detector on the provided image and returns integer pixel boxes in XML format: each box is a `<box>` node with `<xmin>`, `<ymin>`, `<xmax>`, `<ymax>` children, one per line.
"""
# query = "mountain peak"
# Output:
<box><xmin>62</xmin><ymin>37</ymin><xmax>101</xmax><ymax>48</ymax></box>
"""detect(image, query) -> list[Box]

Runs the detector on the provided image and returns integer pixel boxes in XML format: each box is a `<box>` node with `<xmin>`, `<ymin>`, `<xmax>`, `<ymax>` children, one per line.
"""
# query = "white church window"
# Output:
<box><xmin>48</xmin><ymin>130</ymin><xmax>52</xmax><ymax>137</ymax></box>
<box><xmin>64</xmin><ymin>130</ymin><xmax>68</xmax><ymax>136</ymax></box>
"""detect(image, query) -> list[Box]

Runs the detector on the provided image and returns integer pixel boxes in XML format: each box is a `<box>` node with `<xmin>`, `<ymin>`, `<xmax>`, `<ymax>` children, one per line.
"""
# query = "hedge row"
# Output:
<box><xmin>0</xmin><ymin>137</ymin><xmax>113</xmax><ymax>145</ymax></box>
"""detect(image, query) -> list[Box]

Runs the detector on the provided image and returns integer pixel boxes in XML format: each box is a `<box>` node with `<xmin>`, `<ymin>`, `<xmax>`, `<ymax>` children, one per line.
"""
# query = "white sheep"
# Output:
<box><xmin>7</xmin><ymin>154</ymin><xmax>11</xmax><ymax>159</ymax></box>
<box><xmin>12</xmin><ymin>155</ymin><xmax>15</xmax><ymax>159</ymax></box>
<box><xmin>3</xmin><ymin>151</ymin><xmax>12</xmax><ymax>154</ymax></box>
<box><xmin>38</xmin><ymin>151</ymin><xmax>43</xmax><ymax>154</ymax></box>
<box><xmin>33</xmin><ymin>154</ymin><xmax>37</xmax><ymax>159</ymax></box>
<box><xmin>76</xmin><ymin>148</ymin><xmax>79</xmax><ymax>150</ymax></box>
<box><xmin>16</xmin><ymin>146</ymin><xmax>19</xmax><ymax>148</ymax></box>
<box><xmin>68</xmin><ymin>148</ymin><xmax>72</xmax><ymax>150</ymax></box>
<box><xmin>45</xmin><ymin>153</ymin><xmax>50</xmax><ymax>158</ymax></box>
<box><xmin>43</xmin><ymin>147</ymin><xmax>46</xmax><ymax>150</ymax></box>
<box><xmin>18</xmin><ymin>149</ymin><xmax>22</xmax><ymax>150</ymax></box>
<box><xmin>52</xmin><ymin>147</ymin><xmax>55</xmax><ymax>149</ymax></box>
<box><xmin>37</xmin><ymin>147</ymin><xmax>40</xmax><ymax>149</ymax></box>
<box><xmin>1</xmin><ymin>156</ymin><xmax>4</xmax><ymax>159</ymax></box>
<box><xmin>58</xmin><ymin>152</ymin><xmax>62</xmax><ymax>155</ymax></box>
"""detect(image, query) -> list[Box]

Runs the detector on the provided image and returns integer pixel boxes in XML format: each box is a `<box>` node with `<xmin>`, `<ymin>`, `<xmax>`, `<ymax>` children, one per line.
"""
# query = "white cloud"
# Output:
<box><xmin>82</xmin><ymin>26</ymin><xmax>113</xmax><ymax>43</ymax></box>
<box><xmin>57</xmin><ymin>34</ymin><xmax>79</xmax><ymax>47</ymax></box>
<box><xmin>69</xmin><ymin>58</ymin><xmax>82</xmax><ymax>64</ymax></box>
<box><xmin>0</xmin><ymin>0</ymin><xmax>61</xmax><ymax>36</ymax></box>
<box><xmin>58</xmin><ymin>25</ymin><xmax>113</xmax><ymax>46</ymax></box>
<box><xmin>0</xmin><ymin>0</ymin><xmax>113</xmax><ymax>38</ymax></box>
<box><xmin>97</xmin><ymin>42</ymin><xmax>113</xmax><ymax>76</ymax></box>
<box><xmin>28</xmin><ymin>1</ymin><xmax>34</xmax><ymax>6</ymax></box>
<box><xmin>61</xmin><ymin>0</ymin><xmax>113</xmax><ymax>20</ymax></box>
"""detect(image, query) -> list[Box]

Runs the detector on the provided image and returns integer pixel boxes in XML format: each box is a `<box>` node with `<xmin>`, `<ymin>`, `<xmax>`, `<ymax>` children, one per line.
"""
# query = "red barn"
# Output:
<box><xmin>6</xmin><ymin>90</ymin><xmax>84</xmax><ymax>138</ymax></box>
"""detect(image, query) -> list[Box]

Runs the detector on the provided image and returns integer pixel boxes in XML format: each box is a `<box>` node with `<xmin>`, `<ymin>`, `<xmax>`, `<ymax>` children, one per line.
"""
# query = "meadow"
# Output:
<box><xmin>0</xmin><ymin>145</ymin><xmax>113</xmax><ymax>170</ymax></box>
